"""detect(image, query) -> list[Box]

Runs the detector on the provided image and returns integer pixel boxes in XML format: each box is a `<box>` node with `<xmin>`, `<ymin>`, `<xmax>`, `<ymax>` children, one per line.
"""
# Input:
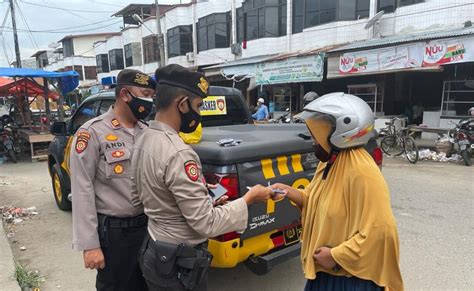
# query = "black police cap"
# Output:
<box><xmin>154</xmin><ymin>64</ymin><xmax>209</xmax><ymax>98</ymax></box>
<box><xmin>117</xmin><ymin>69</ymin><xmax>156</xmax><ymax>90</ymax></box>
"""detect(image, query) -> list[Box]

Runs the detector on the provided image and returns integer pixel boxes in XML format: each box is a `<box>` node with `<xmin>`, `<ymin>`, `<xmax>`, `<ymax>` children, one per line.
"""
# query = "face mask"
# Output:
<box><xmin>179</xmin><ymin>98</ymin><xmax>201</xmax><ymax>134</ymax></box>
<box><xmin>126</xmin><ymin>89</ymin><xmax>154</xmax><ymax>120</ymax></box>
<box><xmin>313</xmin><ymin>143</ymin><xmax>330</xmax><ymax>162</ymax></box>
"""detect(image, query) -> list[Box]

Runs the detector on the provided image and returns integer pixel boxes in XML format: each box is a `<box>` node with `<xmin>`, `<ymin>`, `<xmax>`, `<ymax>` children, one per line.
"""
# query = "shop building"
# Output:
<box><xmin>43</xmin><ymin>33</ymin><xmax>119</xmax><ymax>89</ymax></box>
<box><xmin>326</xmin><ymin>26</ymin><xmax>474</xmax><ymax>134</ymax></box>
<box><xmin>90</xmin><ymin>0</ymin><xmax>474</xmax><ymax>124</ymax></box>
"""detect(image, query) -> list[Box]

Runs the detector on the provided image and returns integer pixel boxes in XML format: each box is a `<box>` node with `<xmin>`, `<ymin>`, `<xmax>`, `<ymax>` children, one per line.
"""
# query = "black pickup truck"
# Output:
<box><xmin>48</xmin><ymin>86</ymin><xmax>382</xmax><ymax>274</ymax></box>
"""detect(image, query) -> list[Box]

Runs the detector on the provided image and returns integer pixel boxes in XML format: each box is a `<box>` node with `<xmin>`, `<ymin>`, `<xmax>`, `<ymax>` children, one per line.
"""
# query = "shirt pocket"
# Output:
<box><xmin>104</xmin><ymin>148</ymin><xmax>131</xmax><ymax>179</ymax></box>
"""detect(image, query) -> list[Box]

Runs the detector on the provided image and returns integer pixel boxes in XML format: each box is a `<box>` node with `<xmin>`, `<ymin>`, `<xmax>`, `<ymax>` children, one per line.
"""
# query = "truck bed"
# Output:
<box><xmin>192</xmin><ymin>124</ymin><xmax>314</xmax><ymax>165</ymax></box>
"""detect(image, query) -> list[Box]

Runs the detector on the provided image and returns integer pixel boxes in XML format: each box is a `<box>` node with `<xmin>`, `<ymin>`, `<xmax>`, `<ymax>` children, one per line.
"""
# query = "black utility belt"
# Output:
<box><xmin>97</xmin><ymin>213</ymin><xmax>148</xmax><ymax>228</ymax></box>
<box><xmin>150</xmin><ymin>238</ymin><xmax>212</xmax><ymax>290</ymax></box>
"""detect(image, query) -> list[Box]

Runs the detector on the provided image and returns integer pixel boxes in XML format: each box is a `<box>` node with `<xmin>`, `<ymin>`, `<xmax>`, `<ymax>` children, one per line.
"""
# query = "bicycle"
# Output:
<box><xmin>380</xmin><ymin>117</ymin><xmax>419</xmax><ymax>164</ymax></box>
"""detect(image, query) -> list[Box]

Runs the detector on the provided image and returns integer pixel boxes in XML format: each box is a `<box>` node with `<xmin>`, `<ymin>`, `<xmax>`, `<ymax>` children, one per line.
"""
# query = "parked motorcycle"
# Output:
<box><xmin>449</xmin><ymin>118</ymin><xmax>474</xmax><ymax>166</ymax></box>
<box><xmin>269</xmin><ymin>108</ymin><xmax>292</xmax><ymax>124</ymax></box>
<box><xmin>0</xmin><ymin>115</ymin><xmax>21</xmax><ymax>163</ymax></box>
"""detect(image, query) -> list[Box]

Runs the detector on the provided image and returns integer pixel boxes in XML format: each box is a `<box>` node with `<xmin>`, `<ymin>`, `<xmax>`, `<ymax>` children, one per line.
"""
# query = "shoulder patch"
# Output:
<box><xmin>184</xmin><ymin>160</ymin><xmax>199</xmax><ymax>182</ymax></box>
<box><xmin>75</xmin><ymin>130</ymin><xmax>90</xmax><ymax>154</ymax></box>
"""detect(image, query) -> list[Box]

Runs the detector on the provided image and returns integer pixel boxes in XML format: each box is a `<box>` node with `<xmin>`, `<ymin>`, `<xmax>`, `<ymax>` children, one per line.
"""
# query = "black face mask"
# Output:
<box><xmin>313</xmin><ymin>143</ymin><xmax>330</xmax><ymax>162</ymax></box>
<box><xmin>179</xmin><ymin>98</ymin><xmax>201</xmax><ymax>133</ymax></box>
<box><xmin>126</xmin><ymin>89</ymin><xmax>154</xmax><ymax>120</ymax></box>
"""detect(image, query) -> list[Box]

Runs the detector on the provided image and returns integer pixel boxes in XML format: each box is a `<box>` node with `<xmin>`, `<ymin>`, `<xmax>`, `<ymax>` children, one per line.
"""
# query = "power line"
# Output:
<box><xmin>19</xmin><ymin>0</ymin><xmax>116</xmax><ymax>13</ymax></box>
<box><xmin>1</xmin><ymin>20</ymin><xmax>122</xmax><ymax>33</ymax></box>
<box><xmin>15</xmin><ymin>0</ymin><xmax>40</xmax><ymax>51</ymax></box>
<box><xmin>16</xmin><ymin>18</ymin><xmax>117</xmax><ymax>33</ymax></box>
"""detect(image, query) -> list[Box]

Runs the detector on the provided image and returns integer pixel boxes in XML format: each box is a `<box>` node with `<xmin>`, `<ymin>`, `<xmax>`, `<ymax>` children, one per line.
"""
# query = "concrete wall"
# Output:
<box><xmin>73</xmin><ymin>36</ymin><xmax>112</xmax><ymax>57</ymax></box>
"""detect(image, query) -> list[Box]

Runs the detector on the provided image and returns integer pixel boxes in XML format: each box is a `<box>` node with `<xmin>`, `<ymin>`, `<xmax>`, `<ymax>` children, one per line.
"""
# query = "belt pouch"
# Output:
<box><xmin>153</xmin><ymin>240</ymin><xmax>179</xmax><ymax>277</ymax></box>
<box><xmin>177</xmin><ymin>248</ymin><xmax>212</xmax><ymax>290</ymax></box>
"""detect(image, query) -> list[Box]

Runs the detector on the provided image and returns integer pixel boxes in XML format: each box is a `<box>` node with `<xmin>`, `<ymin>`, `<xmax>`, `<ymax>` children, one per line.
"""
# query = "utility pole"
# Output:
<box><xmin>155</xmin><ymin>0</ymin><xmax>166</xmax><ymax>66</ymax></box>
<box><xmin>9</xmin><ymin>0</ymin><xmax>21</xmax><ymax>68</ymax></box>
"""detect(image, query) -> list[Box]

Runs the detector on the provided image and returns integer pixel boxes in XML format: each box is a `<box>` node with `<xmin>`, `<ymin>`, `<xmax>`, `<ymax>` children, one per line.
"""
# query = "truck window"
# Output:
<box><xmin>99</xmin><ymin>100</ymin><xmax>114</xmax><ymax>115</ymax></box>
<box><xmin>201</xmin><ymin>95</ymin><xmax>249</xmax><ymax>127</ymax></box>
<box><xmin>70</xmin><ymin>101</ymin><xmax>99</xmax><ymax>133</ymax></box>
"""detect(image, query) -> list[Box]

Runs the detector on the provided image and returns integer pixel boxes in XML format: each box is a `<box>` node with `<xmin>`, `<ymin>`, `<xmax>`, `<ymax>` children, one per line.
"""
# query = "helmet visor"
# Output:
<box><xmin>299</xmin><ymin>110</ymin><xmax>335</xmax><ymax>153</ymax></box>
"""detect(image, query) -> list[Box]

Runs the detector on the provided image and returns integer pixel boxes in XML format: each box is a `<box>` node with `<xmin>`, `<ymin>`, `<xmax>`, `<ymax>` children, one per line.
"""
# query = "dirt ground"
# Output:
<box><xmin>0</xmin><ymin>157</ymin><xmax>473</xmax><ymax>290</ymax></box>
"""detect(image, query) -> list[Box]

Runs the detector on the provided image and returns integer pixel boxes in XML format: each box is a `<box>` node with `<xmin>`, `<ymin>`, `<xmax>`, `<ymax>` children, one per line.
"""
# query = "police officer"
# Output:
<box><xmin>70</xmin><ymin>69</ymin><xmax>156</xmax><ymax>291</ymax></box>
<box><xmin>131</xmin><ymin>64</ymin><xmax>273</xmax><ymax>291</ymax></box>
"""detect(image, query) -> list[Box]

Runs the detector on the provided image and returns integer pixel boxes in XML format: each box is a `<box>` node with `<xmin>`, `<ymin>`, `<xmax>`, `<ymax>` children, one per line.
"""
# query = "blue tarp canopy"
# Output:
<box><xmin>0</xmin><ymin>67</ymin><xmax>80</xmax><ymax>95</ymax></box>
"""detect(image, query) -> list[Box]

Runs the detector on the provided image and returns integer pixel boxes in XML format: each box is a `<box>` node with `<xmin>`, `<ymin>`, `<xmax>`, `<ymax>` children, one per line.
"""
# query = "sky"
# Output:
<box><xmin>0</xmin><ymin>0</ymin><xmax>186</xmax><ymax>67</ymax></box>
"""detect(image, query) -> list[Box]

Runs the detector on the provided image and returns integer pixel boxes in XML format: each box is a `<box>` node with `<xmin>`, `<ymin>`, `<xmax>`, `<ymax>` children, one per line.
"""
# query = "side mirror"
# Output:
<box><xmin>50</xmin><ymin>122</ymin><xmax>68</xmax><ymax>136</ymax></box>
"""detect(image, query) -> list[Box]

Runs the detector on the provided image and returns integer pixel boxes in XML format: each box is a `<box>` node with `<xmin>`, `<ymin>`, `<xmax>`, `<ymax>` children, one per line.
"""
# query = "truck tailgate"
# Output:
<box><xmin>237</xmin><ymin>152</ymin><xmax>317</xmax><ymax>239</ymax></box>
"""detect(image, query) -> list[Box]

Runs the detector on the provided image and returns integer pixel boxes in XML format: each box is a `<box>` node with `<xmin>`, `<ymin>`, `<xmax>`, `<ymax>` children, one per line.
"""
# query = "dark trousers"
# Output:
<box><xmin>304</xmin><ymin>272</ymin><xmax>383</xmax><ymax>291</ymax></box>
<box><xmin>96</xmin><ymin>216</ymin><xmax>148</xmax><ymax>291</ymax></box>
<box><xmin>139</xmin><ymin>235</ymin><xmax>208</xmax><ymax>291</ymax></box>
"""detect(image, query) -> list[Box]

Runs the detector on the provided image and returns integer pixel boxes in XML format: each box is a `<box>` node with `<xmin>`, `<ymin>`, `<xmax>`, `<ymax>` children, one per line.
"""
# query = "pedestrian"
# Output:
<box><xmin>412</xmin><ymin>100</ymin><xmax>424</xmax><ymax>125</ymax></box>
<box><xmin>131</xmin><ymin>64</ymin><xmax>273</xmax><ymax>291</ymax></box>
<box><xmin>252</xmin><ymin>97</ymin><xmax>269</xmax><ymax>121</ymax></box>
<box><xmin>70</xmin><ymin>69</ymin><xmax>156</xmax><ymax>291</ymax></box>
<box><xmin>270</xmin><ymin>93</ymin><xmax>404</xmax><ymax>291</ymax></box>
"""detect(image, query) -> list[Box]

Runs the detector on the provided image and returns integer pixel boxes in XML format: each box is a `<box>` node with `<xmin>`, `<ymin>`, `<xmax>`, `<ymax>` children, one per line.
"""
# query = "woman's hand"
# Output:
<box><xmin>313</xmin><ymin>247</ymin><xmax>337</xmax><ymax>270</ymax></box>
<box><xmin>270</xmin><ymin>183</ymin><xmax>305</xmax><ymax>209</ymax></box>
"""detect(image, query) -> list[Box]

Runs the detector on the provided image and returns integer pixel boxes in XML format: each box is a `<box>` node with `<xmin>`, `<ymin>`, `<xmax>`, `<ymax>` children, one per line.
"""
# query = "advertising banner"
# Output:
<box><xmin>338</xmin><ymin>45</ymin><xmax>423</xmax><ymax>75</ymax></box>
<box><xmin>423</xmin><ymin>37</ymin><xmax>474</xmax><ymax>66</ymax></box>
<box><xmin>200</xmin><ymin>96</ymin><xmax>227</xmax><ymax>116</ymax></box>
<box><xmin>256</xmin><ymin>54</ymin><xmax>324</xmax><ymax>85</ymax></box>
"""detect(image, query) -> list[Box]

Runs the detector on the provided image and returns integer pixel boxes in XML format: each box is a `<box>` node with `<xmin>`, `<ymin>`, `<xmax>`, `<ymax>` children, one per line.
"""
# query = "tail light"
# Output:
<box><xmin>372</xmin><ymin>147</ymin><xmax>383</xmax><ymax>166</ymax></box>
<box><xmin>457</xmin><ymin>132</ymin><xmax>467</xmax><ymax>140</ymax></box>
<box><xmin>204</xmin><ymin>173</ymin><xmax>239</xmax><ymax>200</ymax></box>
<box><xmin>204</xmin><ymin>173</ymin><xmax>241</xmax><ymax>242</ymax></box>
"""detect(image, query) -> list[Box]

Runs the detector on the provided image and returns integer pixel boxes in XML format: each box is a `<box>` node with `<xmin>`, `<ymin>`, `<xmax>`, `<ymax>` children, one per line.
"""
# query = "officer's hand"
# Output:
<box><xmin>213</xmin><ymin>195</ymin><xmax>229</xmax><ymax>206</ymax></box>
<box><xmin>83</xmin><ymin>248</ymin><xmax>105</xmax><ymax>270</ymax></box>
<box><xmin>243</xmin><ymin>185</ymin><xmax>273</xmax><ymax>205</ymax></box>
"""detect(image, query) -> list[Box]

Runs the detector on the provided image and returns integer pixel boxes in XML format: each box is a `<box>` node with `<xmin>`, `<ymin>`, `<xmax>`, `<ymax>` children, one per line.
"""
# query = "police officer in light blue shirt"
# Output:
<box><xmin>252</xmin><ymin>98</ymin><xmax>269</xmax><ymax>121</ymax></box>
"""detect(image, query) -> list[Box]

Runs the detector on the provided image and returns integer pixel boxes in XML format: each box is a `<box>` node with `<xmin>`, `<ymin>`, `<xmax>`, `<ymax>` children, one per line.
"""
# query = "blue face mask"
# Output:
<box><xmin>126</xmin><ymin>89</ymin><xmax>154</xmax><ymax>120</ymax></box>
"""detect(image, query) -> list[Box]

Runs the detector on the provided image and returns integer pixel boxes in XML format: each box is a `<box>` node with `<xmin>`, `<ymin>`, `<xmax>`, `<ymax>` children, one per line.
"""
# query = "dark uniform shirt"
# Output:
<box><xmin>71</xmin><ymin>107</ymin><xmax>146</xmax><ymax>251</ymax></box>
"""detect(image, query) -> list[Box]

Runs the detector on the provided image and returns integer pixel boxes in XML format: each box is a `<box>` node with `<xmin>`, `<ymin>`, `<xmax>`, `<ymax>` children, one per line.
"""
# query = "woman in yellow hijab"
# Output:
<box><xmin>272</xmin><ymin>93</ymin><xmax>403</xmax><ymax>291</ymax></box>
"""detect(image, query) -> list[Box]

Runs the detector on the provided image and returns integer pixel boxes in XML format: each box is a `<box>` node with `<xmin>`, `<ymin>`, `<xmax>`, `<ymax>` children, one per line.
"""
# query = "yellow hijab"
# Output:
<box><xmin>299</xmin><ymin>148</ymin><xmax>403</xmax><ymax>291</ymax></box>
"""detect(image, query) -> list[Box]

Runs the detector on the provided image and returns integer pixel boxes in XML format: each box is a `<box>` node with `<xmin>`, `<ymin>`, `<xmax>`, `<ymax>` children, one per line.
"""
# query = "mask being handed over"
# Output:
<box><xmin>126</xmin><ymin>89</ymin><xmax>154</xmax><ymax>120</ymax></box>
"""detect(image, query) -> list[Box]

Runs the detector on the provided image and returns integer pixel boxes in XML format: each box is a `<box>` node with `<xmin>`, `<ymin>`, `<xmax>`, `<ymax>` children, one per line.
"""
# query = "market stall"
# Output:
<box><xmin>0</xmin><ymin>68</ymin><xmax>79</xmax><ymax>161</ymax></box>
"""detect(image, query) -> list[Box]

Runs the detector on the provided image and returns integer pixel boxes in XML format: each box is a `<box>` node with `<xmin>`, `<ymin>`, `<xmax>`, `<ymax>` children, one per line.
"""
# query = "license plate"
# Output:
<box><xmin>283</xmin><ymin>226</ymin><xmax>302</xmax><ymax>245</ymax></box>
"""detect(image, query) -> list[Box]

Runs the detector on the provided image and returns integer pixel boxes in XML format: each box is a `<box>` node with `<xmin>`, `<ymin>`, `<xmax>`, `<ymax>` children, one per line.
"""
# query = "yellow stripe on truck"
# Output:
<box><xmin>276</xmin><ymin>156</ymin><xmax>290</xmax><ymax>176</ymax></box>
<box><xmin>291</xmin><ymin>154</ymin><xmax>304</xmax><ymax>173</ymax></box>
<box><xmin>261</xmin><ymin>158</ymin><xmax>276</xmax><ymax>179</ymax></box>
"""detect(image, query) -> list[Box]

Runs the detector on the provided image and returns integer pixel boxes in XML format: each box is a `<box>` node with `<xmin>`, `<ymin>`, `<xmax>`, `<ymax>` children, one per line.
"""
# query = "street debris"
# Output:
<box><xmin>0</xmin><ymin>181</ymin><xmax>14</xmax><ymax>186</ymax></box>
<box><xmin>1</xmin><ymin>206</ymin><xmax>38</xmax><ymax>224</ymax></box>
<box><xmin>20</xmin><ymin>246</ymin><xmax>26</xmax><ymax>251</ymax></box>
<box><xmin>418</xmin><ymin>148</ymin><xmax>462</xmax><ymax>162</ymax></box>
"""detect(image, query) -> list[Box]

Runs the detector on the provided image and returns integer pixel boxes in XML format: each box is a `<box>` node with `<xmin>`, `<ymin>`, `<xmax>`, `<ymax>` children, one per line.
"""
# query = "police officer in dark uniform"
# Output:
<box><xmin>70</xmin><ymin>69</ymin><xmax>156</xmax><ymax>290</ymax></box>
<box><xmin>131</xmin><ymin>64</ymin><xmax>273</xmax><ymax>290</ymax></box>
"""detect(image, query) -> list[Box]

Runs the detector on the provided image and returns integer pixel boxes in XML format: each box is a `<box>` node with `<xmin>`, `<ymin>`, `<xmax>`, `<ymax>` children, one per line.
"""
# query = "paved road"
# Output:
<box><xmin>0</xmin><ymin>157</ymin><xmax>473</xmax><ymax>290</ymax></box>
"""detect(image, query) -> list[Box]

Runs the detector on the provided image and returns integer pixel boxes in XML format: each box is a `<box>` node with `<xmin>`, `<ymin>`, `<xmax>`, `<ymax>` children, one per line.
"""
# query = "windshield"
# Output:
<box><xmin>201</xmin><ymin>94</ymin><xmax>250</xmax><ymax>127</ymax></box>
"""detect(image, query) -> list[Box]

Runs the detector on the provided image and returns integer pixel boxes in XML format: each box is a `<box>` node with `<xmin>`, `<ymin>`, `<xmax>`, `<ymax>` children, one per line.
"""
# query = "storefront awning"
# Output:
<box><xmin>327</xmin><ymin>27</ymin><xmax>474</xmax><ymax>79</ymax></box>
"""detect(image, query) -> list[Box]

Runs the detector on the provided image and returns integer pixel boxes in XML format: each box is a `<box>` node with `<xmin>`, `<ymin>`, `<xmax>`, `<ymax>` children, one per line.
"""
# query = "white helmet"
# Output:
<box><xmin>300</xmin><ymin>92</ymin><xmax>374</xmax><ymax>150</ymax></box>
